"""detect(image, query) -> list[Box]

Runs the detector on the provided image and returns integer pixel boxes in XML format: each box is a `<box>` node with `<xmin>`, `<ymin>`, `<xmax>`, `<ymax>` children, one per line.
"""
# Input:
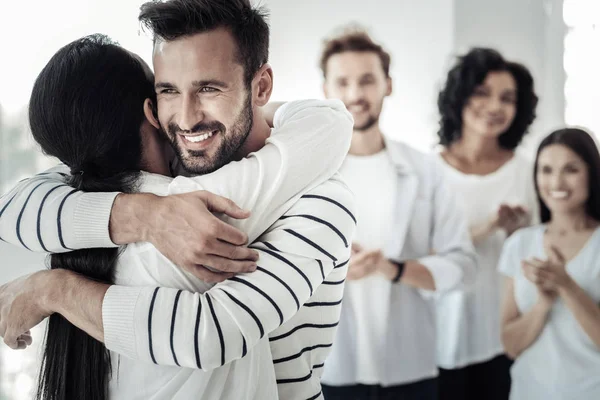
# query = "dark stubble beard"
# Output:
<box><xmin>346</xmin><ymin>98</ymin><xmax>381</xmax><ymax>132</ymax></box>
<box><xmin>353</xmin><ymin>115</ymin><xmax>379</xmax><ymax>132</ymax></box>
<box><xmin>163</xmin><ymin>92</ymin><xmax>253</xmax><ymax>175</ymax></box>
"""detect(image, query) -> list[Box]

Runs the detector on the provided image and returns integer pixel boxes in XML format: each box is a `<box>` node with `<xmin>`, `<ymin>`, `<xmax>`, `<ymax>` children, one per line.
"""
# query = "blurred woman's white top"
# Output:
<box><xmin>499</xmin><ymin>225</ymin><xmax>600</xmax><ymax>400</ymax></box>
<box><xmin>435</xmin><ymin>152</ymin><xmax>538</xmax><ymax>368</ymax></box>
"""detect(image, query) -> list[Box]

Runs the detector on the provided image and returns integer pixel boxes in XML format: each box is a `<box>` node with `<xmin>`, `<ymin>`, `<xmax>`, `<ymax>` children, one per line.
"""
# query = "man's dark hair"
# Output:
<box><xmin>437</xmin><ymin>47</ymin><xmax>538</xmax><ymax>150</ymax></box>
<box><xmin>30</xmin><ymin>33</ymin><xmax>154</xmax><ymax>400</ymax></box>
<box><xmin>320</xmin><ymin>28</ymin><xmax>391</xmax><ymax>78</ymax></box>
<box><xmin>139</xmin><ymin>0</ymin><xmax>270</xmax><ymax>85</ymax></box>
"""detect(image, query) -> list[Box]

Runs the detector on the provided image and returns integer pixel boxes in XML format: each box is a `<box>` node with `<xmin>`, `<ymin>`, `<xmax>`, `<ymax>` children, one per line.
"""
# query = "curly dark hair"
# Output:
<box><xmin>437</xmin><ymin>48</ymin><xmax>538</xmax><ymax>149</ymax></box>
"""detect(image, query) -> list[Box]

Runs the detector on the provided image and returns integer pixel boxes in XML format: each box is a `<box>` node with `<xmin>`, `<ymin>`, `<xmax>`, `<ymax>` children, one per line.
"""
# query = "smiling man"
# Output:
<box><xmin>153</xmin><ymin>27</ymin><xmax>257</xmax><ymax>175</ymax></box>
<box><xmin>0</xmin><ymin>2</ymin><xmax>356</xmax><ymax>399</ymax></box>
<box><xmin>318</xmin><ymin>28</ymin><xmax>477</xmax><ymax>400</ymax></box>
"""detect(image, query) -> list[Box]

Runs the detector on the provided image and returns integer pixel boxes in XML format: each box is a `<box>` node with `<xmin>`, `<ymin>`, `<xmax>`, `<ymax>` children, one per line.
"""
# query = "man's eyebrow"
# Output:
<box><xmin>155</xmin><ymin>82</ymin><xmax>176</xmax><ymax>90</ymax></box>
<box><xmin>192</xmin><ymin>79</ymin><xmax>229</xmax><ymax>89</ymax></box>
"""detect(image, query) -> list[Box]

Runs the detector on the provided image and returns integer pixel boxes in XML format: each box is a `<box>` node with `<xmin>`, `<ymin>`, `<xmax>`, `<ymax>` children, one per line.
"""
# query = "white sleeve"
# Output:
<box><xmin>0</xmin><ymin>164</ymin><xmax>118</xmax><ymax>252</ymax></box>
<box><xmin>417</xmin><ymin>161</ymin><xmax>477</xmax><ymax>293</ymax></box>
<box><xmin>102</xmin><ymin>178</ymin><xmax>356</xmax><ymax>370</ymax></box>
<box><xmin>167</xmin><ymin>99</ymin><xmax>354</xmax><ymax>242</ymax></box>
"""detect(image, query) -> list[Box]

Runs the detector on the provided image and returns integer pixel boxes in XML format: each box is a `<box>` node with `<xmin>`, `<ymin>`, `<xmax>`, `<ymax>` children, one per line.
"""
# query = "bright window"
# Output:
<box><xmin>563</xmin><ymin>0</ymin><xmax>600</xmax><ymax>137</ymax></box>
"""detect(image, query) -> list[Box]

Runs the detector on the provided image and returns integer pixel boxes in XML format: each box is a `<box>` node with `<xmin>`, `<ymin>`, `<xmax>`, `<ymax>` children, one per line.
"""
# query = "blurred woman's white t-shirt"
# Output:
<box><xmin>435</xmin><ymin>152</ymin><xmax>538</xmax><ymax>368</ymax></box>
<box><xmin>499</xmin><ymin>225</ymin><xmax>600</xmax><ymax>400</ymax></box>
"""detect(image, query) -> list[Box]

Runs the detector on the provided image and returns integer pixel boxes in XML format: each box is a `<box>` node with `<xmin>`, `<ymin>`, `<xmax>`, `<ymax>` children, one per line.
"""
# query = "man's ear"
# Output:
<box><xmin>252</xmin><ymin>64</ymin><xmax>273</xmax><ymax>107</ymax></box>
<box><xmin>143</xmin><ymin>98</ymin><xmax>160</xmax><ymax>130</ymax></box>
<box><xmin>386</xmin><ymin>77</ymin><xmax>393</xmax><ymax>97</ymax></box>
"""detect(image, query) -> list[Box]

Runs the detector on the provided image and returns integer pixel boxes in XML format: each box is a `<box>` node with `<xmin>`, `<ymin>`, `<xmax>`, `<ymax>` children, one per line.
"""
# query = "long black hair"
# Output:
<box><xmin>534</xmin><ymin>127</ymin><xmax>600</xmax><ymax>223</ymax></box>
<box><xmin>29</xmin><ymin>34</ymin><xmax>155</xmax><ymax>400</ymax></box>
<box><xmin>437</xmin><ymin>47</ymin><xmax>538</xmax><ymax>150</ymax></box>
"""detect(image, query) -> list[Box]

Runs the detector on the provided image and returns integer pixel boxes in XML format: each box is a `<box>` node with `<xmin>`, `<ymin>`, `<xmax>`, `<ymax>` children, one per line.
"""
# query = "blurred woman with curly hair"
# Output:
<box><xmin>434</xmin><ymin>48</ymin><xmax>539</xmax><ymax>400</ymax></box>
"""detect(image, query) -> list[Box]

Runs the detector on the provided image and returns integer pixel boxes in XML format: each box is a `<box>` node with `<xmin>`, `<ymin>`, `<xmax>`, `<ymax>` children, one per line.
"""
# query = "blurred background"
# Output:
<box><xmin>0</xmin><ymin>0</ymin><xmax>597</xmax><ymax>398</ymax></box>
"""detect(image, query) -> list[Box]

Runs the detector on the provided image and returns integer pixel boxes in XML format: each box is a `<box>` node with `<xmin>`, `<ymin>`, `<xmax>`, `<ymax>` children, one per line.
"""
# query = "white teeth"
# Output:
<box><xmin>550</xmin><ymin>191</ymin><xmax>569</xmax><ymax>199</ymax></box>
<box><xmin>348</xmin><ymin>105</ymin><xmax>366</xmax><ymax>112</ymax></box>
<box><xmin>184</xmin><ymin>132</ymin><xmax>213</xmax><ymax>143</ymax></box>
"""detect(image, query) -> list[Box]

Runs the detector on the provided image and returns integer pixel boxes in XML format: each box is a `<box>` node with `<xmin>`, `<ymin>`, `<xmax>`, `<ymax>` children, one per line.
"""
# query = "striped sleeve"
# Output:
<box><xmin>103</xmin><ymin>177</ymin><xmax>356</xmax><ymax>370</ymax></box>
<box><xmin>0</xmin><ymin>164</ymin><xmax>118</xmax><ymax>252</ymax></box>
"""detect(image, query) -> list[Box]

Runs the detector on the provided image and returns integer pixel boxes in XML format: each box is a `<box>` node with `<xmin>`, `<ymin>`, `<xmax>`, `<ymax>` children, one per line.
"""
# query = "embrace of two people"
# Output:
<box><xmin>0</xmin><ymin>1</ymin><xmax>356</xmax><ymax>400</ymax></box>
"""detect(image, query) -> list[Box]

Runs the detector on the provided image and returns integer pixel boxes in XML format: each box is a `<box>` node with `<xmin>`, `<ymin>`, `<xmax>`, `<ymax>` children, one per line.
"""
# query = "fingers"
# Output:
<box><xmin>497</xmin><ymin>205</ymin><xmax>519</xmax><ymax>229</ymax></box>
<box><xmin>348</xmin><ymin>250</ymin><xmax>380</xmax><ymax>281</ymax></box>
<box><xmin>539</xmin><ymin>280</ymin><xmax>557</xmax><ymax>293</ymax></box>
<box><xmin>351</xmin><ymin>243</ymin><xmax>363</xmax><ymax>254</ymax></box>
<box><xmin>505</xmin><ymin>209</ymin><xmax>519</xmax><ymax>222</ymax></box>
<box><xmin>548</xmin><ymin>246</ymin><xmax>566</xmax><ymax>264</ymax></box>
<box><xmin>188</xmin><ymin>254</ymin><xmax>257</xmax><ymax>275</ymax></box>
<box><xmin>346</xmin><ymin>271</ymin><xmax>364</xmax><ymax>281</ymax></box>
<box><xmin>212</xmin><ymin>218</ymin><xmax>248</xmax><ymax>246</ymax></box>
<box><xmin>351</xmin><ymin>250</ymin><xmax>376</xmax><ymax>265</ymax></box>
<box><xmin>204</xmin><ymin>255</ymin><xmax>258</xmax><ymax>273</ymax></box>
<box><xmin>497</xmin><ymin>204</ymin><xmax>510</xmax><ymax>212</ymax></box>
<box><xmin>202</xmin><ymin>192</ymin><xmax>251</xmax><ymax>220</ymax></box>
<box><xmin>209</xmin><ymin>240</ymin><xmax>259</xmax><ymax>262</ymax></box>
<box><xmin>4</xmin><ymin>330</ymin><xmax>18</xmax><ymax>350</ymax></box>
<box><xmin>15</xmin><ymin>339</ymin><xmax>28</xmax><ymax>350</ymax></box>
<box><xmin>187</xmin><ymin>265</ymin><xmax>235</xmax><ymax>283</ymax></box>
<box><xmin>535</xmin><ymin>268</ymin><xmax>554</xmax><ymax>282</ymax></box>
<box><xmin>346</xmin><ymin>263</ymin><xmax>370</xmax><ymax>280</ymax></box>
<box><xmin>496</xmin><ymin>206</ymin><xmax>509</xmax><ymax>222</ymax></box>
<box><xmin>522</xmin><ymin>262</ymin><xmax>557</xmax><ymax>287</ymax></box>
<box><xmin>522</xmin><ymin>262</ymin><xmax>545</xmax><ymax>284</ymax></box>
<box><xmin>523</xmin><ymin>258</ymin><xmax>545</xmax><ymax>269</ymax></box>
<box><xmin>522</xmin><ymin>262</ymin><xmax>538</xmax><ymax>283</ymax></box>
<box><xmin>20</xmin><ymin>332</ymin><xmax>33</xmax><ymax>346</ymax></box>
<box><xmin>10</xmin><ymin>332</ymin><xmax>33</xmax><ymax>349</ymax></box>
<box><xmin>512</xmin><ymin>205</ymin><xmax>528</xmax><ymax>215</ymax></box>
<box><xmin>5</xmin><ymin>331</ymin><xmax>32</xmax><ymax>350</ymax></box>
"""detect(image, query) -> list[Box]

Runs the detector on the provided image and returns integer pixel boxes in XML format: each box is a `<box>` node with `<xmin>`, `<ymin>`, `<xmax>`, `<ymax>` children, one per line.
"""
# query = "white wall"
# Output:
<box><xmin>0</xmin><ymin>0</ymin><xmax>152</xmax><ymax>115</ymax></box>
<box><xmin>264</xmin><ymin>0</ymin><xmax>456</xmax><ymax>151</ymax></box>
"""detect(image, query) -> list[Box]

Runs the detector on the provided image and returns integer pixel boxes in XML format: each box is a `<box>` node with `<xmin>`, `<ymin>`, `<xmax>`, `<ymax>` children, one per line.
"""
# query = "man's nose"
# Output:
<box><xmin>178</xmin><ymin>95</ymin><xmax>205</xmax><ymax>131</ymax></box>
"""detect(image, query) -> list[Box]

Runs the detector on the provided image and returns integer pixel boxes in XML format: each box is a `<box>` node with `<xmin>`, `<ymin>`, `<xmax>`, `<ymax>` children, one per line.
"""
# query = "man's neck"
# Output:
<box><xmin>235</xmin><ymin>117</ymin><xmax>271</xmax><ymax>160</ymax></box>
<box><xmin>349</xmin><ymin>125</ymin><xmax>385</xmax><ymax>156</ymax></box>
<box><xmin>141</xmin><ymin>124</ymin><xmax>172</xmax><ymax>176</ymax></box>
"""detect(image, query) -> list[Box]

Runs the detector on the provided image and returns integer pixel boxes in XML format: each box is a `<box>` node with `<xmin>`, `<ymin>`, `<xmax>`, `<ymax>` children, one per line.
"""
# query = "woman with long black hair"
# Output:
<box><xmin>499</xmin><ymin>127</ymin><xmax>600</xmax><ymax>399</ymax></box>
<box><xmin>26</xmin><ymin>33</ymin><xmax>353</xmax><ymax>400</ymax></box>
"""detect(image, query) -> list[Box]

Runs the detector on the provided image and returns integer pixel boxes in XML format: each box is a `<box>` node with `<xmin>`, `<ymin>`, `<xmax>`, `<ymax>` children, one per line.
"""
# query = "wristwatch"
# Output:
<box><xmin>391</xmin><ymin>260</ymin><xmax>406</xmax><ymax>283</ymax></box>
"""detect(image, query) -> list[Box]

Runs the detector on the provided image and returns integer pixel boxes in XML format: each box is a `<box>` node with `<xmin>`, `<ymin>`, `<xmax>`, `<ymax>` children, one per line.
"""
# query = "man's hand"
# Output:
<box><xmin>0</xmin><ymin>271</ymin><xmax>52</xmax><ymax>349</ymax></box>
<box><xmin>110</xmin><ymin>191</ymin><xmax>260</xmax><ymax>283</ymax></box>
<box><xmin>347</xmin><ymin>244</ymin><xmax>385</xmax><ymax>281</ymax></box>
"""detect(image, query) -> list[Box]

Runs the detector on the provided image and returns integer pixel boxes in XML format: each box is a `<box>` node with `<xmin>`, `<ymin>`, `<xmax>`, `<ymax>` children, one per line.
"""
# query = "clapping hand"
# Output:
<box><xmin>495</xmin><ymin>204</ymin><xmax>530</xmax><ymax>236</ymax></box>
<box><xmin>522</xmin><ymin>246</ymin><xmax>572</xmax><ymax>306</ymax></box>
<box><xmin>347</xmin><ymin>243</ymin><xmax>385</xmax><ymax>281</ymax></box>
